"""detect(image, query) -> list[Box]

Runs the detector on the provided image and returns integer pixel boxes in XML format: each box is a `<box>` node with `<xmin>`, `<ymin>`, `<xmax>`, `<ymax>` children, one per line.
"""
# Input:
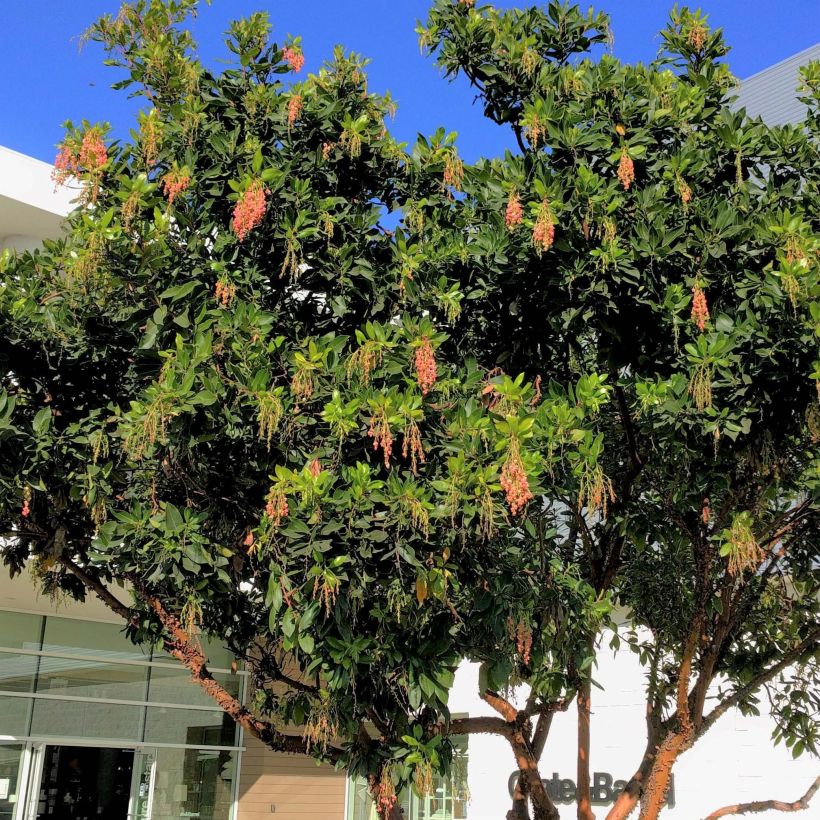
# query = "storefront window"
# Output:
<box><xmin>0</xmin><ymin>697</ymin><xmax>31</xmax><ymax>736</ymax></box>
<box><xmin>0</xmin><ymin>612</ymin><xmax>42</xmax><ymax>651</ymax></box>
<box><xmin>347</xmin><ymin>746</ymin><xmax>469</xmax><ymax>820</ymax></box>
<box><xmin>35</xmin><ymin>656</ymin><xmax>149</xmax><ymax>702</ymax></box>
<box><xmin>143</xmin><ymin>706</ymin><xmax>238</xmax><ymax>747</ymax></box>
<box><xmin>0</xmin><ymin>744</ymin><xmax>25</xmax><ymax>820</ymax></box>
<box><xmin>41</xmin><ymin>616</ymin><xmax>150</xmax><ymax>661</ymax></box>
<box><xmin>30</xmin><ymin>698</ymin><xmax>144</xmax><ymax>741</ymax></box>
<box><xmin>152</xmin><ymin>747</ymin><xmax>236</xmax><ymax>820</ymax></box>
<box><xmin>146</xmin><ymin>665</ymin><xmax>241</xmax><ymax>708</ymax></box>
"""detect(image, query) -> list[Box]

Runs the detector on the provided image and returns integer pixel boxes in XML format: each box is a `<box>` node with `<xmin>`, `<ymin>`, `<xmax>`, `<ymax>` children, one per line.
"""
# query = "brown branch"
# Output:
<box><xmin>698</xmin><ymin>627</ymin><xmax>820</xmax><ymax>739</ymax></box>
<box><xmin>482</xmin><ymin>689</ymin><xmax>520</xmax><ymax>722</ymax></box>
<box><xmin>702</xmin><ymin>775</ymin><xmax>819</xmax><ymax>819</ymax></box>
<box><xmin>57</xmin><ymin>556</ymin><xmax>137</xmax><ymax>625</ymax></box>
<box><xmin>448</xmin><ymin>715</ymin><xmax>511</xmax><ymax>737</ymax></box>
<box><xmin>57</xmin><ymin>558</ymin><xmax>338</xmax><ymax>761</ymax></box>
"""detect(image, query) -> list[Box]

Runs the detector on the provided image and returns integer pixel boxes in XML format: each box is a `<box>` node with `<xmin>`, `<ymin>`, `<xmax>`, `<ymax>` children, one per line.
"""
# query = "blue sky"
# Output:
<box><xmin>2</xmin><ymin>1</ymin><xmax>818</xmax><ymax>164</ymax></box>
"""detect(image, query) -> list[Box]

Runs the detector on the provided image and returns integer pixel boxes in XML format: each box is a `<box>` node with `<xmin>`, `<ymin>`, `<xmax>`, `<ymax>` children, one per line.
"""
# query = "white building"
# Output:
<box><xmin>1</xmin><ymin>44</ymin><xmax>819</xmax><ymax>820</ymax></box>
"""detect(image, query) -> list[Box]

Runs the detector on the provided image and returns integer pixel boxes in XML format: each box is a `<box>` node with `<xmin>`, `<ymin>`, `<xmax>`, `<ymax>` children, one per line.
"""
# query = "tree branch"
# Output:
<box><xmin>698</xmin><ymin>627</ymin><xmax>820</xmax><ymax>739</ymax></box>
<box><xmin>702</xmin><ymin>775</ymin><xmax>819</xmax><ymax>819</ymax></box>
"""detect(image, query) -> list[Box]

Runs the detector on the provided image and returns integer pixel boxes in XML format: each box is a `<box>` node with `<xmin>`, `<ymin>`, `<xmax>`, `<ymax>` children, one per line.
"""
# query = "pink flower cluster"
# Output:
<box><xmin>282</xmin><ymin>46</ymin><xmax>305</xmax><ymax>72</ymax></box>
<box><xmin>414</xmin><ymin>338</ymin><xmax>438</xmax><ymax>395</ymax></box>
<box><xmin>232</xmin><ymin>180</ymin><xmax>268</xmax><ymax>242</ymax></box>
<box><xmin>162</xmin><ymin>170</ymin><xmax>191</xmax><ymax>205</ymax></box>
<box><xmin>52</xmin><ymin>129</ymin><xmax>108</xmax><ymax>187</ymax></box>
<box><xmin>505</xmin><ymin>193</ymin><xmax>523</xmax><ymax>231</ymax></box>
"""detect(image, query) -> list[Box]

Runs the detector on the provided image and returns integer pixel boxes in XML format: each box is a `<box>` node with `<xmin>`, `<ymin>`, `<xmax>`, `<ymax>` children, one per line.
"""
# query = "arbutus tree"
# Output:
<box><xmin>0</xmin><ymin>2</ymin><xmax>818</xmax><ymax>820</ymax></box>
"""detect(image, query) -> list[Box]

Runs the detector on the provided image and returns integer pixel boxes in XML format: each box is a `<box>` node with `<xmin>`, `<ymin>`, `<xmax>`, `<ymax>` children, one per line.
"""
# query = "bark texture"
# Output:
<box><xmin>703</xmin><ymin>775</ymin><xmax>820</xmax><ymax>819</ymax></box>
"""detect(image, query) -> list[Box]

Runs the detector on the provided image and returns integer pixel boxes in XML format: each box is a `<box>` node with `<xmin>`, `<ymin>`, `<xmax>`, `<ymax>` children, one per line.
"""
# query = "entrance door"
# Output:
<box><xmin>126</xmin><ymin>752</ymin><xmax>154</xmax><ymax>820</ymax></box>
<box><xmin>31</xmin><ymin>746</ymin><xmax>134</xmax><ymax>820</ymax></box>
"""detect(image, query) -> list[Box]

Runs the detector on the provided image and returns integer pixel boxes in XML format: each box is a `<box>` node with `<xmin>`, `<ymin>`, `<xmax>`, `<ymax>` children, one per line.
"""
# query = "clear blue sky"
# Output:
<box><xmin>2</xmin><ymin>1</ymin><xmax>818</xmax><ymax>164</ymax></box>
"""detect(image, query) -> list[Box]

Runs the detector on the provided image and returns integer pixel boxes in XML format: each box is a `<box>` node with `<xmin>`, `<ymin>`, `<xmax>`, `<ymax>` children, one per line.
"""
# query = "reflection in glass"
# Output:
<box><xmin>147</xmin><ymin>666</ymin><xmax>240</xmax><ymax>709</ymax></box>
<box><xmin>152</xmin><ymin>748</ymin><xmax>236</xmax><ymax>820</ymax></box>
<box><xmin>0</xmin><ymin>612</ymin><xmax>42</xmax><ymax>651</ymax></box>
<box><xmin>41</xmin><ymin>616</ymin><xmax>150</xmax><ymax>661</ymax></box>
<box><xmin>30</xmin><ymin>698</ymin><xmax>142</xmax><ymax>742</ymax></box>
<box><xmin>144</xmin><ymin>706</ymin><xmax>237</xmax><ymax>747</ymax></box>
<box><xmin>0</xmin><ymin>654</ymin><xmax>37</xmax><ymax>693</ymax></box>
<box><xmin>0</xmin><ymin>744</ymin><xmax>24</xmax><ymax>820</ymax></box>
<box><xmin>0</xmin><ymin>697</ymin><xmax>31</xmax><ymax>736</ymax></box>
<box><xmin>35</xmin><ymin>656</ymin><xmax>149</xmax><ymax>702</ymax></box>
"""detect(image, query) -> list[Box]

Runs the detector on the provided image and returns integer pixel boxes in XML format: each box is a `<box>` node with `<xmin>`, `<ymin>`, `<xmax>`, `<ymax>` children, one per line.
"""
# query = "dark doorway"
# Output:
<box><xmin>36</xmin><ymin>746</ymin><xmax>134</xmax><ymax>820</ymax></box>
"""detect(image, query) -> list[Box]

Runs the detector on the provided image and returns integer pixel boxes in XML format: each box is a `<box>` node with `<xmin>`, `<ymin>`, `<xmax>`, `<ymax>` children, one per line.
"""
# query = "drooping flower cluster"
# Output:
<box><xmin>532</xmin><ymin>199</ymin><xmax>555</xmax><ymax>255</ymax></box>
<box><xmin>53</xmin><ymin>128</ymin><xmax>108</xmax><ymax>192</ymax></box>
<box><xmin>689</xmin><ymin>361</ymin><xmax>713</xmax><ymax>410</ymax></box>
<box><xmin>287</xmin><ymin>93</ymin><xmax>303</xmax><ymax>128</ymax></box>
<box><xmin>303</xmin><ymin>692</ymin><xmax>338</xmax><ymax>753</ymax></box>
<box><xmin>617</xmin><ymin>147</ymin><xmax>635</xmax><ymax>190</ymax></box>
<box><xmin>372</xmin><ymin>767</ymin><xmax>398</xmax><ymax>820</ymax></box>
<box><xmin>691</xmin><ymin>284</ymin><xmax>709</xmax><ymax>332</ymax></box>
<box><xmin>402</xmin><ymin>419</ymin><xmax>426</xmax><ymax>475</ymax></box>
<box><xmin>282</xmin><ymin>46</ymin><xmax>304</xmax><ymax>72</ymax></box>
<box><xmin>677</xmin><ymin>174</ymin><xmax>693</xmax><ymax>205</ymax></box>
<box><xmin>264</xmin><ymin>485</ymin><xmax>289</xmax><ymax>528</ymax></box>
<box><xmin>214</xmin><ymin>277</ymin><xmax>236</xmax><ymax>308</ymax></box>
<box><xmin>21</xmin><ymin>486</ymin><xmax>31</xmax><ymax>519</ymax></box>
<box><xmin>161</xmin><ymin>169</ymin><xmax>191</xmax><ymax>205</ymax></box>
<box><xmin>308</xmin><ymin>458</ymin><xmax>323</xmax><ymax>478</ymax></box>
<box><xmin>414</xmin><ymin>760</ymin><xmax>434</xmax><ymax>798</ymax></box>
<box><xmin>687</xmin><ymin>21</ymin><xmax>707</xmax><ymax>51</ymax></box>
<box><xmin>505</xmin><ymin>192</ymin><xmax>523</xmax><ymax>231</ymax></box>
<box><xmin>508</xmin><ymin>617</ymin><xmax>533</xmax><ymax>665</ymax></box>
<box><xmin>414</xmin><ymin>338</ymin><xmax>438</xmax><ymax>395</ymax></box>
<box><xmin>725</xmin><ymin>514</ymin><xmax>763</xmax><ymax>576</ymax></box>
<box><xmin>368</xmin><ymin>409</ymin><xmax>394</xmax><ymax>467</ymax></box>
<box><xmin>443</xmin><ymin>150</ymin><xmax>464</xmax><ymax>192</ymax></box>
<box><xmin>578</xmin><ymin>462</ymin><xmax>615</xmax><ymax>518</ymax></box>
<box><xmin>139</xmin><ymin>108</ymin><xmax>163</xmax><ymax>167</ymax></box>
<box><xmin>232</xmin><ymin>179</ymin><xmax>268</xmax><ymax>242</ymax></box>
<box><xmin>79</xmin><ymin>130</ymin><xmax>109</xmax><ymax>173</ymax></box>
<box><xmin>500</xmin><ymin>437</ymin><xmax>533</xmax><ymax>515</ymax></box>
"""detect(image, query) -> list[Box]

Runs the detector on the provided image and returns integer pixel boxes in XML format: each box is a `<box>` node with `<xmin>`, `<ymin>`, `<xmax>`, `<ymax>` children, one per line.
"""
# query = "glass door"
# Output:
<box><xmin>21</xmin><ymin>744</ymin><xmax>44</xmax><ymax>820</ymax></box>
<box><xmin>0</xmin><ymin>743</ymin><xmax>26</xmax><ymax>820</ymax></box>
<box><xmin>128</xmin><ymin>751</ymin><xmax>155</xmax><ymax>820</ymax></box>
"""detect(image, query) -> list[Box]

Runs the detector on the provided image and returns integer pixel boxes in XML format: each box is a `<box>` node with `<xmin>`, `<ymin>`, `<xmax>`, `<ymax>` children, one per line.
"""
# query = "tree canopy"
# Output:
<box><xmin>1</xmin><ymin>2</ymin><xmax>818</xmax><ymax>819</ymax></box>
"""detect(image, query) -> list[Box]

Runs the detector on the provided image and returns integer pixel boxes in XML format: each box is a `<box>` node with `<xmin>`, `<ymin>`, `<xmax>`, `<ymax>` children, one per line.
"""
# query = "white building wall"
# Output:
<box><xmin>449</xmin><ymin>647</ymin><xmax>817</xmax><ymax>820</ymax></box>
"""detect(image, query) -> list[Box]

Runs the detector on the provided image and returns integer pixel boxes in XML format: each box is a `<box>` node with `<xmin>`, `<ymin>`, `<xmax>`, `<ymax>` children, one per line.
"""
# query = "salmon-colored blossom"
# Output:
<box><xmin>505</xmin><ymin>192</ymin><xmax>523</xmax><ymax>231</ymax></box>
<box><xmin>282</xmin><ymin>46</ymin><xmax>304</xmax><ymax>72</ymax></box>
<box><xmin>414</xmin><ymin>338</ymin><xmax>438</xmax><ymax>395</ymax></box>
<box><xmin>691</xmin><ymin>284</ymin><xmax>709</xmax><ymax>332</ymax></box>
<box><xmin>617</xmin><ymin>148</ymin><xmax>635</xmax><ymax>190</ymax></box>
<box><xmin>532</xmin><ymin>199</ymin><xmax>555</xmax><ymax>255</ymax></box>
<box><xmin>500</xmin><ymin>439</ymin><xmax>533</xmax><ymax>515</ymax></box>
<box><xmin>232</xmin><ymin>180</ymin><xmax>268</xmax><ymax>242</ymax></box>
<box><xmin>79</xmin><ymin>130</ymin><xmax>108</xmax><ymax>173</ymax></box>
<box><xmin>287</xmin><ymin>94</ymin><xmax>304</xmax><ymax>127</ymax></box>
<box><xmin>162</xmin><ymin>170</ymin><xmax>191</xmax><ymax>205</ymax></box>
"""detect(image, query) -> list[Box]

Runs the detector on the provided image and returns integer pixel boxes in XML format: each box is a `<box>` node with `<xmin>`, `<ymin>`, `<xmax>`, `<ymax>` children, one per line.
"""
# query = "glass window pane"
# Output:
<box><xmin>144</xmin><ymin>706</ymin><xmax>238</xmax><ymax>747</ymax></box>
<box><xmin>151</xmin><ymin>636</ymin><xmax>235</xmax><ymax>670</ymax></box>
<box><xmin>0</xmin><ymin>653</ymin><xmax>38</xmax><ymax>693</ymax></box>
<box><xmin>147</xmin><ymin>666</ymin><xmax>240</xmax><ymax>708</ymax></box>
<box><xmin>152</xmin><ymin>748</ymin><xmax>236</xmax><ymax>820</ymax></box>
<box><xmin>42</xmin><ymin>616</ymin><xmax>151</xmax><ymax>661</ymax></box>
<box><xmin>0</xmin><ymin>612</ymin><xmax>42</xmax><ymax>650</ymax></box>
<box><xmin>35</xmin><ymin>656</ymin><xmax>149</xmax><ymax>701</ymax></box>
<box><xmin>0</xmin><ymin>744</ymin><xmax>25</xmax><ymax>820</ymax></box>
<box><xmin>0</xmin><ymin>697</ymin><xmax>30</xmax><ymax>736</ymax></box>
<box><xmin>30</xmin><ymin>697</ymin><xmax>143</xmax><ymax>741</ymax></box>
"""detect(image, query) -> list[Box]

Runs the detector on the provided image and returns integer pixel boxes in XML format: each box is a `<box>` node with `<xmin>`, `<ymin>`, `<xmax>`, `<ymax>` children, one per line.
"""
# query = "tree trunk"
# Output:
<box><xmin>605</xmin><ymin>740</ymin><xmax>656</xmax><ymax>820</ymax></box>
<box><xmin>577</xmin><ymin>678</ymin><xmax>595</xmax><ymax>820</ymax></box>
<box><xmin>637</xmin><ymin>733</ymin><xmax>688</xmax><ymax>820</ymax></box>
<box><xmin>507</xmin><ymin>770</ymin><xmax>532</xmax><ymax>820</ymax></box>
<box><xmin>510</xmin><ymin>733</ymin><xmax>559</xmax><ymax>820</ymax></box>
